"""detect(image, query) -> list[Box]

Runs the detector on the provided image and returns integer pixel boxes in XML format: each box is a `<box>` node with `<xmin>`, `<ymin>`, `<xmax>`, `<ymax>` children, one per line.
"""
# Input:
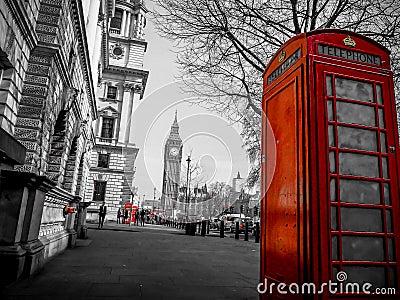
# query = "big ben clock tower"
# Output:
<box><xmin>161</xmin><ymin>111</ymin><xmax>183</xmax><ymax>217</ymax></box>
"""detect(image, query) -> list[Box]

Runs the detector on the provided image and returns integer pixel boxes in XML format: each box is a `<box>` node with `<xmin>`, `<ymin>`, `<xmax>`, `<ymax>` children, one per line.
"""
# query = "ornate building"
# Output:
<box><xmin>0</xmin><ymin>0</ymin><xmax>105</xmax><ymax>284</ymax></box>
<box><xmin>161</xmin><ymin>111</ymin><xmax>183</xmax><ymax>217</ymax></box>
<box><xmin>84</xmin><ymin>0</ymin><xmax>149</xmax><ymax>221</ymax></box>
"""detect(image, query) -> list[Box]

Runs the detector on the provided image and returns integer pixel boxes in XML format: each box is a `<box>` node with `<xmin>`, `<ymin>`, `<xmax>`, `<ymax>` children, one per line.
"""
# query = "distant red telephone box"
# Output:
<box><xmin>131</xmin><ymin>205</ymin><xmax>138</xmax><ymax>223</ymax></box>
<box><xmin>123</xmin><ymin>202</ymin><xmax>132</xmax><ymax>224</ymax></box>
<box><xmin>261</xmin><ymin>30</ymin><xmax>400</xmax><ymax>298</ymax></box>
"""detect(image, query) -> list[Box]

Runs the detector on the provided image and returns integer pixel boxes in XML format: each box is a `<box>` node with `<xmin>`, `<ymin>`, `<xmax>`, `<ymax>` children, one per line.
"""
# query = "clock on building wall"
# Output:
<box><xmin>109</xmin><ymin>43</ymin><xmax>124</xmax><ymax>60</ymax></box>
<box><xmin>169</xmin><ymin>147</ymin><xmax>178</xmax><ymax>157</ymax></box>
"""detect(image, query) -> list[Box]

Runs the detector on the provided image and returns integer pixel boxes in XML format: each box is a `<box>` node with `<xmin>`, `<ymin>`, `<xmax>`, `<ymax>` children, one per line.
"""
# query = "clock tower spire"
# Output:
<box><xmin>161</xmin><ymin>112</ymin><xmax>183</xmax><ymax>218</ymax></box>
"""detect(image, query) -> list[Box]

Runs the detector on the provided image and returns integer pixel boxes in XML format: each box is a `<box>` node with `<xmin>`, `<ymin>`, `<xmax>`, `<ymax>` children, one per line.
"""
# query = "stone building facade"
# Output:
<box><xmin>0</xmin><ymin>0</ymin><xmax>104</xmax><ymax>284</ymax></box>
<box><xmin>84</xmin><ymin>0</ymin><xmax>149</xmax><ymax>222</ymax></box>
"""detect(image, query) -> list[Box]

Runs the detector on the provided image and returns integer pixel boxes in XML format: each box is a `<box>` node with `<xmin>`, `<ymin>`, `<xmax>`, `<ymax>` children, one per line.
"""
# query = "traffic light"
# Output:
<box><xmin>254</xmin><ymin>206</ymin><xmax>258</xmax><ymax>216</ymax></box>
<box><xmin>240</xmin><ymin>205</ymin><xmax>244</xmax><ymax>214</ymax></box>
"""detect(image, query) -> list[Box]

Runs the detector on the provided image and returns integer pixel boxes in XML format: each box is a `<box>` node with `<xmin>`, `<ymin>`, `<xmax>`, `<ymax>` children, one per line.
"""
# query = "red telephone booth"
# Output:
<box><xmin>124</xmin><ymin>202</ymin><xmax>132</xmax><ymax>224</ymax></box>
<box><xmin>132</xmin><ymin>205</ymin><xmax>138</xmax><ymax>223</ymax></box>
<box><xmin>261</xmin><ymin>29</ymin><xmax>400</xmax><ymax>299</ymax></box>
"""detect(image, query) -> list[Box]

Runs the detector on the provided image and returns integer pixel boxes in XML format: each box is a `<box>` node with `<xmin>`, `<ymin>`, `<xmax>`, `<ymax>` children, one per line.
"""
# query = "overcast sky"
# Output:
<box><xmin>130</xmin><ymin>2</ymin><xmax>250</xmax><ymax>201</ymax></box>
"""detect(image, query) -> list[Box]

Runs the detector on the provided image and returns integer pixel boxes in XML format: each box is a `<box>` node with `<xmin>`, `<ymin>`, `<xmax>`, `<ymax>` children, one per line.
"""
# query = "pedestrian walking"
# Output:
<box><xmin>117</xmin><ymin>208</ymin><xmax>122</xmax><ymax>224</ymax></box>
<box><xmin>123</xmin><ymin>209</ymin><xmax>128</xmax><ymax>224</ymax></box>
<box><xmin>135</xmin><ymin>210</ymin><xmax>139</xmax><ymax>226</ymax></box>
<box><xmin>140</xmin><ymin>209</ymin><xmax>145</xmax><ymax>226</ymax></box>
<box><xmin>98</xmin><ymin>203</ymin><xmax>107</xmax><ymax>228</ymax></box>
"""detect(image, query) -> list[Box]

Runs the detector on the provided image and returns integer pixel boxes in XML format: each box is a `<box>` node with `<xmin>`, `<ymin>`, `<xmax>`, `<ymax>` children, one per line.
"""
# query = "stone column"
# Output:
<box><xmin>20</xmin><ymin>174</ymin><xmax>56</xmax><ymax>277</ymax></box>
<box><xmin>120</xmin><ymin>10</ymin><xmax>127</xmax><ymax>35</ymax></box>
<box><xmin>0</xmin><ymin>170</ymin><xmax>55</xmax><ymax>284</ymax></box>
<box><xmin>129</xmin><ymin>13</ymin><xmax>136</xmax><ymax>38</ymax></box>
<box><xmin>124</xmin><ymin>12</ymin><xmax>131</xmax><ymax>37</ymax></box>
<box><xmin>92</xmin><ymin>13</ymin><xmax>103</xmax><ymax>88</ymax></box>
<box><xmin>65</xmin><ymin>196</ymin><xmax>80</xmax><ymax>248</ymax></box>
<box><xmin>76</xmin><ymin>201</ymin><xmax>91</xmax><ymax>239</ymax></box>
<box><xmin>127</xmin><ymin>84</ymin><xmax>143</xmax><ymax>144</ymax></box>
<box><xmin>118</xmin><ymin>84</ymin><xmax>133</xmax><ymax>144</ymax></box>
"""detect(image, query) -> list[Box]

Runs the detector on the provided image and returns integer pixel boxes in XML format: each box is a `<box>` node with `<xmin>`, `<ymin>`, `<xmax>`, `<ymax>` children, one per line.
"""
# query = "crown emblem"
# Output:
<box><xmin>278</xmin><ymin>50</ymin><xmax>286</xmax><ymax>62</ymax></box>
<box><xmin>343</xmin><ymin>35</ymin><xmax>356</xmax><ymax>47</ymax></box>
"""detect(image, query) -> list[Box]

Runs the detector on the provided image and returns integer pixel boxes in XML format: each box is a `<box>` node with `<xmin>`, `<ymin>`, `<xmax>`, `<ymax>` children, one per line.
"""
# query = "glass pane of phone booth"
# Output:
<box><xmin>326</xmin><ymin>74</ymin><xmax>396</xmax><ymax>289</ymax></box>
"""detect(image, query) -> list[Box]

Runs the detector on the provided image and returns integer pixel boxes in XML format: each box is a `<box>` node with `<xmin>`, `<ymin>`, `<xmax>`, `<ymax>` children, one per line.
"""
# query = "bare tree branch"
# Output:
<box><xmin>152</xmin><ymin>0</ymin><xmax>400</xmax><ymax>187</ymax></box>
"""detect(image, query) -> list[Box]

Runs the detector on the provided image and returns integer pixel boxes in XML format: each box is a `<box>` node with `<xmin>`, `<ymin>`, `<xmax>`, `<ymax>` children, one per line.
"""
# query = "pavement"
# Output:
<box><xmin>1</xmin><ymin>222</ymin><xmax>260</xmax><ymax>300</ymax></box>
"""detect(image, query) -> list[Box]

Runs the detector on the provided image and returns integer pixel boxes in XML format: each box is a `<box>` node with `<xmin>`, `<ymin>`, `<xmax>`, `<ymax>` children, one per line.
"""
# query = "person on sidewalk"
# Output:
<box><xmin>124</xmin><ymin>209</ymin><xmax>128</xmax><ymax>224</ymax></box>
<box><xmin>98</xmin><ymin>203</ymin><xmax>107</xmax><ymax>228</ymax></box>
<box><xmin>140</xmin><ymin>209</ymin><xmax>145</xmax><ymax>226</ymax></box>
<box><xmin>135</xmin><ymin>210</ymin><xmax>139</xmax><ymax>226</ymax></box>
<box><xmin>117</xmin><ymin>208</ymin><xmax>122</xmax><ymax>224</ymax></box>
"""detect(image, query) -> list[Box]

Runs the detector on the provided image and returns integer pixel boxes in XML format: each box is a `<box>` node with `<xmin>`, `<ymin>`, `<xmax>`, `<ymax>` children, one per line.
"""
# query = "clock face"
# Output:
<box><xmin>169</xmin><ymin>147</ymin><xmax>178</xmax><ymax>157</ymax></box>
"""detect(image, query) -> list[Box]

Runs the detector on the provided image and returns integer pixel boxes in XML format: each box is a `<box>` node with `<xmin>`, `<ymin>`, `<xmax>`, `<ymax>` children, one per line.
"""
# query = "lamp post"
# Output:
<box><xmin>153</xmin><ymin>187</ymin><xmax>156</xmax><ymax>211</ymax></box>
<box><xmin>185</xmin><ymin>155</ymin><xmax>191</xmax><ymax>221</ymax></box>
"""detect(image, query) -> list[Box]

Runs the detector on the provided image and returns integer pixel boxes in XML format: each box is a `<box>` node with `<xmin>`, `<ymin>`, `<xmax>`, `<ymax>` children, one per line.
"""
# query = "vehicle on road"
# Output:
<box><xmin>210</xmin><ymin>218</ymin><xmax>220</xmax><ymax>230</ymax></box>
<box><xmin>224</xmin><ymin>214</ymin><xmax>241</xmax><ymax>231</ymax></box>
<box><xmin>229</xmin><ymin>216</ymin><xmax>253</xmax><ymax>233</ymax></box>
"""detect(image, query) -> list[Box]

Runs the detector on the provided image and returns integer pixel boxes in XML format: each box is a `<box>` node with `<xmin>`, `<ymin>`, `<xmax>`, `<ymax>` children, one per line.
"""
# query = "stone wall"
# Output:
<box><xmin>0</xmin><ymin>0</ymin><xmax>102</xmax><ymax>284</ymax></box>
<box><xmin>85</xmin><ymin>146</ymin><xmax>137</xmax><ymax>222</ymax></box>
<box><xmin>0</xmin><ymin>0</ymin><xmax>39</xmax><ymax>134</ymax></box>
<box><xmin>39</xmin><ymin>186</ymin><xmax>78</xmax><ymax>262</ymax></box>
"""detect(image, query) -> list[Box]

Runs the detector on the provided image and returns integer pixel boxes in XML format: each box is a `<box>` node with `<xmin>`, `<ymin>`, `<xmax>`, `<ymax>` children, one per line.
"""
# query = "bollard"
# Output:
<box><xmin>201</xmin><ymin>220</ymin><xmax>206</xmax><ymax>236</ymax></box>
<box><xmin>255</xmin><ymin>222</ymin><xmax>260</xmax><ymax>243</ymax></box>
<box><xmin>190</xmin><ymin>222</ymin><xmax>196</xmax><ymax>236</ymax></box>
<box><xmin>235</xmin><ymin>222</ymin><xmax>239</xmax><ymax>239</ymax></box>
<box><xmin>220</xmin><ymin>220</ymin><xmax>224</xmax><ymax>238</ymax></box>
<box><xmin>206</xmin><ymin>220</ymin><xmax>210</xmax><ymax>234</ymax></box>
<box><xmin>185</xmin><ymin>223</ymin><xmax>190</xmax><ymax>235</ymax></box>
<box><xmin>244</xmin><ymin>222</ymin><xmax>249</xmax><ymax>241</ymax></box>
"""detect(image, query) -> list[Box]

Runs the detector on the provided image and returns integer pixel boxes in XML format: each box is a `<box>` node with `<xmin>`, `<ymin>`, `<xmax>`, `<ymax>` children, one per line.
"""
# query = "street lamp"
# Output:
<box><xmin>153</xmin><ymin>187</ymin><xmax>156</xmax><ymax>211</ymax></box>
<box><xmin>185</xmin><ymin>155</ymin><xmax>191</xmax><ymax>221</ymax></box>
